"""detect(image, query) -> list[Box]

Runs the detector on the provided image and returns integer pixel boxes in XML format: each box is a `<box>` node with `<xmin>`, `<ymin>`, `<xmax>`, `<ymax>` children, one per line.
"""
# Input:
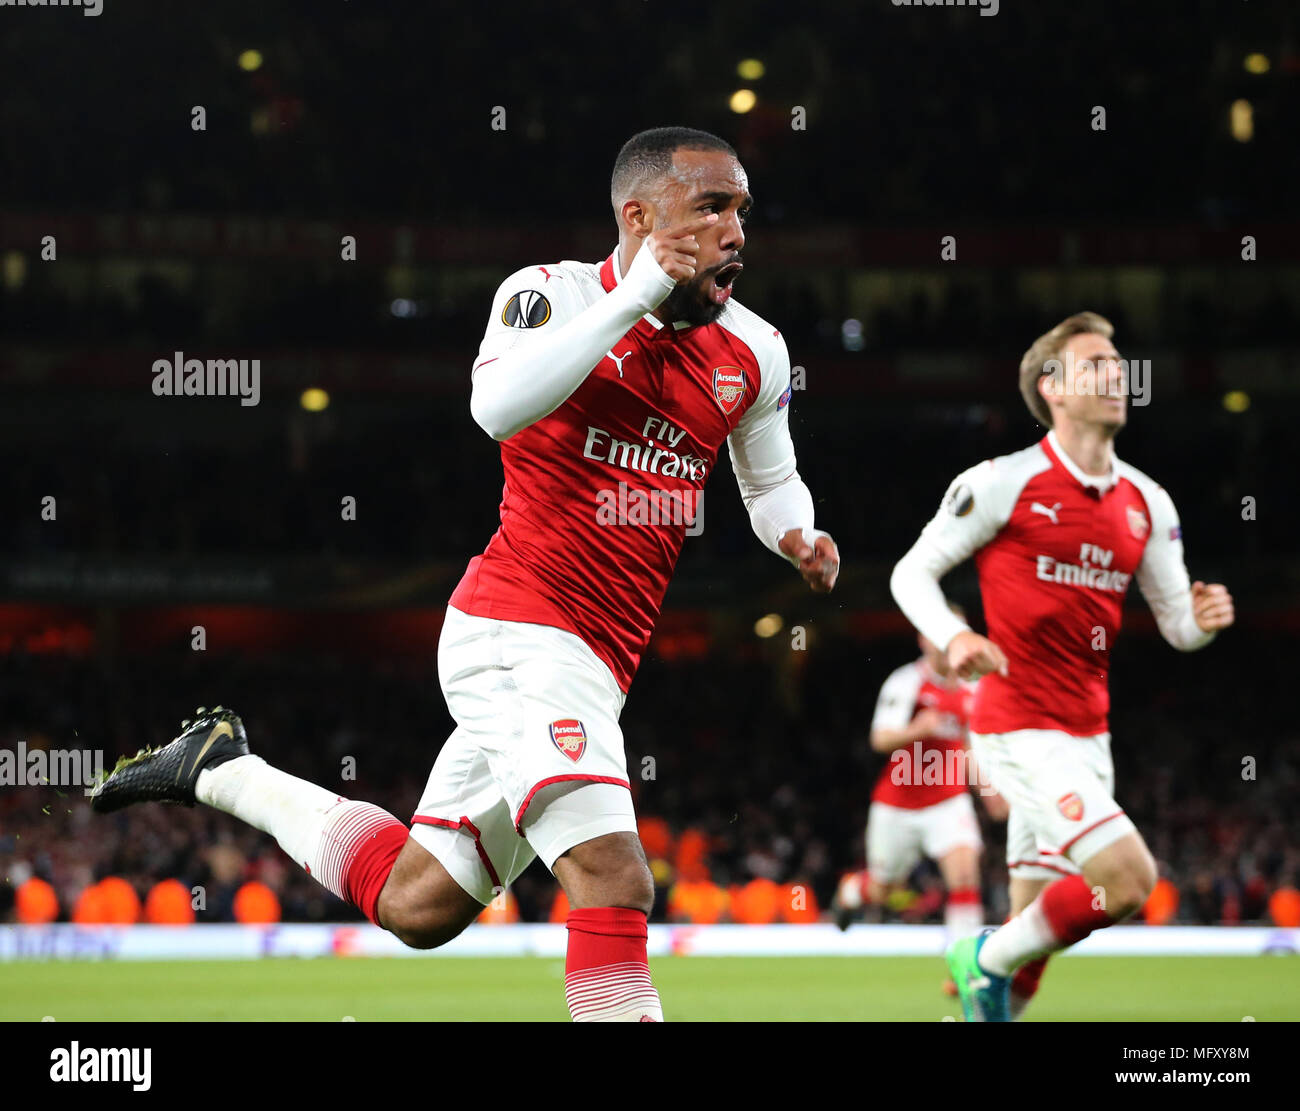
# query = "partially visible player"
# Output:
<box><xmin>863</xmin><ymin>614</ymin><xmax>1007</xmax><ymax>946</ymax></box>
<box><xmin>891</xmin><ymin>312</ymin><xmax>1234</xmax><ymax>1021</ymax></box>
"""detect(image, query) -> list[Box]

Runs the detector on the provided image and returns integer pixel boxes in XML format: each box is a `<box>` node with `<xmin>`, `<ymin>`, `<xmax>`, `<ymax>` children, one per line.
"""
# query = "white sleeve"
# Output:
<box><xmin>889</xmin><ymin>460</ymin><xmax>1014</xmax><ymax>651</ymax></box>
<box><xmin>871</xmin><ymin>665</ymin><xmax>923</xmax><ymax>733</ymax></box>
<box><xmin>727</xmin><ymin>334</ymin><xmax>825</xmax><ymax>564</ymax></box>
<box><xmin>468</xmin><ymin>244</ymin><xmax>676</xmax><ymax>441</ymax></box>
<box><xmin>1135</xmin><ymin>485</ymin><xmax>1216</xmax><ymax>652</ymax></box>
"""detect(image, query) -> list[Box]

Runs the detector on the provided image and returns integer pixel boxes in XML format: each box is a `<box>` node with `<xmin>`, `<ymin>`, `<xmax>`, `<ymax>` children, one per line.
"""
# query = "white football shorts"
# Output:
<box><xmin>409</xmin><ymin>605</ymin><xmax>636</xmax><ymax>905</ymax></box>
<box><xmin>969</xmin><ymin>728</ymin><xmax>1137</xmax><ymax>880</ymax></box>
<box><xmin>866</xmin><ymin>792</ymin><xmax>983</xmax><ymax>885</ymax></box>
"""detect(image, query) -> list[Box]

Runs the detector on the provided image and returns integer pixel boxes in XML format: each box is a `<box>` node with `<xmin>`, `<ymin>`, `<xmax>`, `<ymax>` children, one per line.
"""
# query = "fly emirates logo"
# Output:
<box><xmin>1036</xmin><ymin>542</ymin><xmax>1132</xmax><ymax>593</ymax></box>
<box><xmin>582</xmin><ymin>415</ymin><xmax>709</xmax><ymax>483</ymax></box>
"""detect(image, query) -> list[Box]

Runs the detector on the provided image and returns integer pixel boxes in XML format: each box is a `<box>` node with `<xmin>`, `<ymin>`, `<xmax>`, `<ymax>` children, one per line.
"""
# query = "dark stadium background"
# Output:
<box><xmin>1</xmin><ymin>1</ymin><xmax>1297</xmax><ymax>929</ymax></box>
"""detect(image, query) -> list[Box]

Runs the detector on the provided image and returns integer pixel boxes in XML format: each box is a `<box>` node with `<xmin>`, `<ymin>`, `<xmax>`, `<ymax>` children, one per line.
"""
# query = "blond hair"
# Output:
<box><xmin>1018</xmin><ymin>311</ymin><xmax>1114</xmax><ymax>427</ymax></box>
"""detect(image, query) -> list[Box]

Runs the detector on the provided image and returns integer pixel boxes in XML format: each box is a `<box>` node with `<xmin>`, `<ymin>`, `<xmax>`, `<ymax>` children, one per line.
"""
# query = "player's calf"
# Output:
<box><xmin>974</xmin><ymin>832</ymin><xmax>1156</xmax><ymax>984</ymax></box>
<box><xmin>553</xmin><ymin>830</ymin><xmax>662</xmax><ymax>1021</ymax></box>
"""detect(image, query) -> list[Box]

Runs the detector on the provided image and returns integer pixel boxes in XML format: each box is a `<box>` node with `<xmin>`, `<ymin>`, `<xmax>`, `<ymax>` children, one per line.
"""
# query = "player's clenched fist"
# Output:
<box><xmin>644</xmin><ymin>213</ymin><xmax>718</xmax><ymax>284</ymax></box>
<box><xmin>946</xmin><ymin>630</ymin><xmax>1008</xmax><ymax>681</ymax></box>
<box><xmin>1191</xmin><ymin>581</ymin><xmax>1234</xmax><ymax>633</ymax></box>
<box><xmin>779</xmin><ymin>529</ymin><xmax>840</xmax><ymax>593</ymax></box>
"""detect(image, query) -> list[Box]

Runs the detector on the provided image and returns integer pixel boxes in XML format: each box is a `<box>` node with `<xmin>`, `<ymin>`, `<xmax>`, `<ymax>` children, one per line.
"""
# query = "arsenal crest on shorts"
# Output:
<box><xmin>1126</xmin><ymin>505</ymin><xmax>1150</xmax><ymax>540</ymax></box>
<box><xmin>1057</xmin><ymin>792</ymin><xmax>1085</xmax><ymax>821</ymax></box>
<box><xmin>549</xmin><ymin>719</ymin><xmax>587</xmax><ymax>763</ymax></box>
<box><xmin>711</xmin><ymin>366</ymin><xmax>747</xmax><ymax>416</ymax></box>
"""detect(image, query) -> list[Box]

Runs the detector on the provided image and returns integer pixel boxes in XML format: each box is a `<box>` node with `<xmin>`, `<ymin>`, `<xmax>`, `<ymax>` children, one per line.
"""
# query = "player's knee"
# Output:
<box><xmin>378</xmin><ymin>885</ymin><xmax>474</xmax><ymax>950</ymax></box>
<box><xmin>558</xmin><ymin>835</ymin><xmax>654</xmax><ymax>915</ymax></box>
<box><xmin>588</xmin><ymin>855</ymin><xmax>653</xmax><ymax>915</ymax></box>
<box><xmin>387</xmin><ymin>906</ymin><xmax>470</xmax><ymax>950</ymax></box>
<box><xmin>1105</xmin><ymin>861</ymin><xmax>1157</xmax><ymax>920</ymax></box>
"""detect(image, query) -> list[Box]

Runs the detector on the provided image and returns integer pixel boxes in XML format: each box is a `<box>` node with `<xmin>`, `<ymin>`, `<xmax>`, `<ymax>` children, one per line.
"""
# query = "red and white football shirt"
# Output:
<box><xmin>451</xmin><ymin>250</ymin><xmax>797</xmax><ymax>691</ymax></box>
<box><xmin>869</xmin><ymin>659</ymin><xmax>975</xmax><ymax>809</ymax></box>
<box><xmin>893</xmin><ymin>431</ymin><xmax>1212</xmax><ymax>736</ymax></box>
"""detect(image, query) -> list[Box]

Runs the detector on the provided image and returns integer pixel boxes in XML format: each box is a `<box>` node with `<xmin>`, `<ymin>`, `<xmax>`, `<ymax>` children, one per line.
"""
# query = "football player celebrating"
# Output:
<box><xmin>92</xmin><ymin>127</ymin><xmax>838</xmax><ymax>1022</ymax></box>
<box><xmin>890</xmin><ymin>312</ymin><xmax>1233</xmax><ymax>1021</ymax></box>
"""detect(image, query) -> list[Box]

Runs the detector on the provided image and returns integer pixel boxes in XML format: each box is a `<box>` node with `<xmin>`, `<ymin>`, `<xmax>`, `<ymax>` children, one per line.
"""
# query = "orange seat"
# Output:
<box><xmin>15</xmin><ymin>877</ymin><xmax>58</xmax><ymax>924</ymax></box>
<box><xmin>233</xmin><ymin>881</ymin><xmax>281</xmax><ymax>924</ymax></box>
<box><xmin>729</xmin><ymin>877</ymin><xmax>782</xmax><ymax>925</ymax></box>
<box><xmin>1142</xmin><ymin>877</ymin><xmax>1179</xmax><ymax>925</ymax></box>
<box><xmin>780</xmin><ymin>882</ymin><xmax>820</xmax><ymax>924</ymax></box>
<box><xmin>1268</xmin><ymin>886</ymin><xmax>1300</xmax><ymax>928</ymax></box>
<box><xmin>144</xmin><ymin>879</ymin><xmax>196</xmax><ymax>925</ymax></box>
<box><xmin>96</xmin><ymin>876</ymin><xmax>141</xmax><ymax>924</ymax></box>
<box><xmin>668</xmin><ymin>879</ymin><xmax>729</xmax><ymax>924</ymax></box>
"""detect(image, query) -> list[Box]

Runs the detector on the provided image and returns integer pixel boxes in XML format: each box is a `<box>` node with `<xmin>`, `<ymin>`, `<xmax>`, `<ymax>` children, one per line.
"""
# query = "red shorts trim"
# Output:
<box><xmin>513</xmin><ymin>774</ymin><xmax>631</xmax><ymax>834</ymax></box>
<box><xmin>1007</xmin><ymin>858</ymin><xmax>1075</xmax><ymax>877</ymax></box>
<box><xmin>411</xmin><ymin>814</ymin><xmax>502</xmax><ymax>891</ymax></box>
<box><xmin>1055</xmin><ymin>811</ymin><xmax>1126</xmax><ymax>855</ymax></box>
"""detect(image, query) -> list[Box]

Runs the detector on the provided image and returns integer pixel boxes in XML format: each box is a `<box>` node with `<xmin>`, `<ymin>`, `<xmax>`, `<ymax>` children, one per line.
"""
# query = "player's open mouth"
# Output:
<box><xmin>710</xmin><ymin>262</ymin><xmax>743</xmax><ymax>304</ymax></box>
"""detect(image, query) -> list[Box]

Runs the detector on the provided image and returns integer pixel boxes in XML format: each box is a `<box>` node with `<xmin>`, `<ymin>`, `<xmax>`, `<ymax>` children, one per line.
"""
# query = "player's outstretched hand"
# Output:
<box><xmin>644</xmin><ymin>213</ymin><xmax>718</xmax><ymax>284</ymax></box>
<box><xmin>779</xmin><ymin>529</ymin><xmax>840</xmax><ymax>593</ymax></box>
<box><xmin>1192</xmin><ymin>581</ymin><xmax>1234</xmax><ymax>633</ymax></box>
<box><xmin>946</xmin><ymin>630</ymin><xmax>1008</xmax><ymax>681</ymax></box>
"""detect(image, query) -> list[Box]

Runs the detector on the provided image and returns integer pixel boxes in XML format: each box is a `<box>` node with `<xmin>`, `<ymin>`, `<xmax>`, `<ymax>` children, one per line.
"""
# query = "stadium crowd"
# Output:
<box><xmin>2</xmin><ymin>630</ymin><xmax>1296</xmax><ymax>929</ymax></box>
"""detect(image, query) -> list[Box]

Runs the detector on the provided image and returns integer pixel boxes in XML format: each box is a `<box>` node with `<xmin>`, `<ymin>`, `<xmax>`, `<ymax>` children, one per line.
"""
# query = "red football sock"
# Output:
<box><xmin>328</xmin><ymin>807</ymin><xmax>409</xmax><ymax>926</ymax></box>
<box><xmin>1040</xmin><ymin>873</ymin><xmax>1115</xmax><ymax>945</ymax></box>
<box><xmin>565</xmin><ymin>907</ymin><xmax>663</xmax><ymax>1022</ymax></box>
<box><xmin>1011</xmin><ymin>955</ymin><xmax>1049</xmax><ymax>1000</ymax></box>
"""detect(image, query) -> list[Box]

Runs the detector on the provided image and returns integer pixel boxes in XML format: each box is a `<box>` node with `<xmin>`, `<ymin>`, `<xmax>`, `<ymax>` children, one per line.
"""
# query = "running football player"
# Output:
<box><xmin>890</xmin><ymin>312</ymin><xmax>1233</xmax><ymax>1021</ymax></box>
<box><xmin>92</xmin><ymin>127</ymin><xmax>839</xmax><ymax>1022</ymax></box>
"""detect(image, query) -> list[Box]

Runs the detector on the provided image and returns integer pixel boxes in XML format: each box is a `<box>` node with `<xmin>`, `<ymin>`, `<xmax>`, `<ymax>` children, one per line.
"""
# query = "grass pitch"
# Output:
<box><xmin>2</xmin><ymin>956</ymin><xmax>1296</xmax><ymax>1021</ymax></box>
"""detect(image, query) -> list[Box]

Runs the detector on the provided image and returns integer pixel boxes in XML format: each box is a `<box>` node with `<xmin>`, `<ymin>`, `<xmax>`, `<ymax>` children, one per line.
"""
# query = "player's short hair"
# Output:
<box><xmin>1018</xmin><ymin>311</ymin><xmax>1115</xmax><ymax>427</ymax></box>
<box><xmin>610</xmin><ymin>127</ymin><xmax>736</xmax><ymax>211</ymax></box>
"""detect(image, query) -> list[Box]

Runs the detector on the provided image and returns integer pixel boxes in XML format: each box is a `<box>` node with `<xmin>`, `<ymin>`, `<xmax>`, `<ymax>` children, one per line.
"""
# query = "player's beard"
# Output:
<box><xmin>661</xmin><ymin>269</ymin><xmax>727</xmax><ymax>327</ymax></box>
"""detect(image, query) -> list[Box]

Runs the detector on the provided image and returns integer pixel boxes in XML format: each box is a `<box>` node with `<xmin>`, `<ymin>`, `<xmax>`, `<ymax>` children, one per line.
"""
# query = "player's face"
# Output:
<box><xmin>1046</xmin><ymin>332</ymin><xmax>1128</xmax><ymax>431</ymax></box>
<box><xmin>656</xmin><ymin>150</ymin><xmax>751</xmax><ymax>326</ymax></box>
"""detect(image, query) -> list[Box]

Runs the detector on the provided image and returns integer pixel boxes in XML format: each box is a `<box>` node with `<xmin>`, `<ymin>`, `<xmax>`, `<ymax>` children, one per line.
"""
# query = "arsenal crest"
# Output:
<box><xmin>1057</xmin><ymin>792</ymin><xmax>1084</xmax><ymax>821</ymax></box>
<box><xmin>549</xmin><ymin>719</ymin><xmax>587</xmax><ymax>763</ymax></box>
<box><xmin>711</xmin><ymin>366</ymin><xmax>747</xmax><ymax>416</ymax></box>
<box><xmin>1126</xmin><ymin>505</ymin><xmax>1150</xmax><ymax>540</ymax></box>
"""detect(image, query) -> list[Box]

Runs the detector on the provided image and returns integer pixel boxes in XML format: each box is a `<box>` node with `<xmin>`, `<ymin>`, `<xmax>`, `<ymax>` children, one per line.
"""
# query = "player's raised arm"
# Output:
<box><xmin>469</xmin><ymin>215</ymin><xmax>718</xmax><ymax>441</ymax></box>
<box><xmin>890</xmin><ymin>462</ymin><xmax>1010</xmax><ymax>679</ymax></box>
<box><xmin>726</xmin><ymin>332</ymin><xmax>838</xmax><ymax>592</ymax></box>
<box><xmin>1133</xmin><ymin>483</ymin><xmax>1234</xmax><ymax>649</ymax></box>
